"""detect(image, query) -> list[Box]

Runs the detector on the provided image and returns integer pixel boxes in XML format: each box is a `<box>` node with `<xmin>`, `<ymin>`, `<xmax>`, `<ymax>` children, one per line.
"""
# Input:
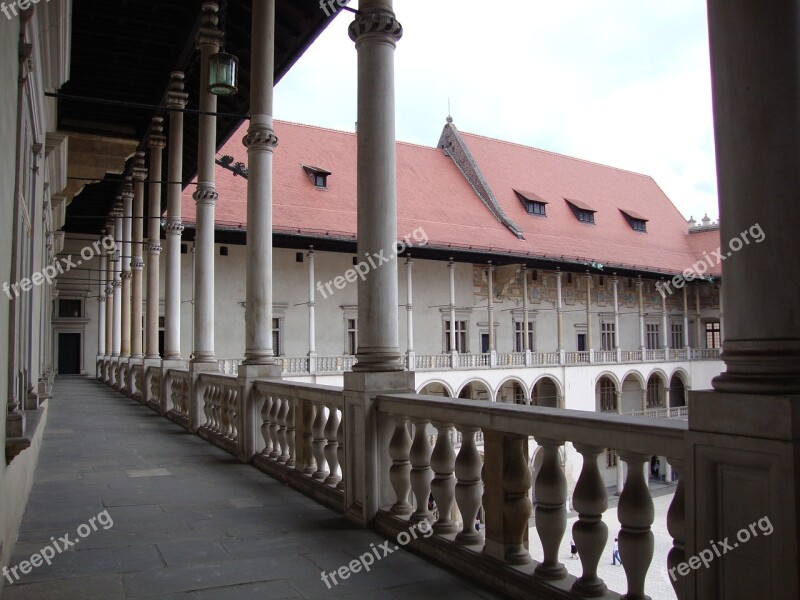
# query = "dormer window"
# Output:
<box><xmin>514</xmin><ymin>190</ymin><xmax>547</xmax><ymax>217</ymax></box>
<box><xmin>620</xmin><ymin>209</ymin><xmax>649</xmax><ymax>233</ymax></box>
<box><xmin>565</xmin><ymin>198</ymin><xmax>596</xmax><ymax>224</ymax></box>
<box><xmin>302</xmin><ymin>165</ymin><xmax>331</xmax><ymax>189</ymax></box>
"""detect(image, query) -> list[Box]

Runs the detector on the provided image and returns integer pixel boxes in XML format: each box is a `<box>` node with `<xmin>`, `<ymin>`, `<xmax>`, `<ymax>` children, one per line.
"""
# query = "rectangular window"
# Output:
<box><xmin>601</xmin><ymin>322</ymin><xmax>616</xmax><ymax>351</ymax></box>
<box><xmin>705</xmin><ymin>322</ymin><xmax>721</xmax><ymax>349</ymax></box>
<box><xmin>527</xmin><ymin>201</ymin><xmax>546</xmax><ymax>216</ymax></box>
<box><xmin>514</xmin><ymin>321</ymin><xmax>535</xmax><ymax>352</ymax></box>
<box><xmin>646</xmin><ymin>323</ymin><xmax>660</xmax><ymax>350</ymax></box>
<box><xmin>600</xmin><ymin>380</ymin><xmax>616</xmax><ymax>412</ymax></box>
<box><xmin>58</xmin><ymin>298</ymin><xmax>82</xmax><ymax>318</ymax></box>
<box><xmin>647</xmin><ymin>378</ymin><xmax>661</xmax><ymax>407</ymax></box>
<box><xmin>578</xmin><ymin>210</ymin><xmax>595</xmax><ymax>224</ymax></box>
<box><xmin>606</xmin><ymin>448</ymin><xmax>618</xmax><ymax>468</ymax></box>
<box><xmin>444</xmin><ymin>320</ymin><xmax>467</xmax><ymax>353</ymax></box>
<box><xmin>272</xmin><ymin>318</ymin><xmax>282</xmax><ymax>356</ymax></box>
<box><xmin>671</xmin><ymin>323</ymin><xmax>684</xmax><ymax>349</ymax></box>
<box><xmin>346</xmin><ymin>318</ymin><xmax>358</xmax><ymax>355</ymax></box>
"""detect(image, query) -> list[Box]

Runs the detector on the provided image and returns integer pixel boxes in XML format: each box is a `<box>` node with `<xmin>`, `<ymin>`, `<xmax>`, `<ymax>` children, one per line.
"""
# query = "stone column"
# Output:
<box><xmin>683</xmin><ymin>285</ymin><xmax>690</xmax><ymax>350</ymax></box>
<box><xmin>242</xmin><ymin>0</ymin><xmax>279</xmax><ymax>367</ymax></box>
<box><xmin>112</xmin><ymin>206</ymin><xmax>123</xmax><ymax>357</ymax></box>
<box><xmin>487</xmin><ymin>264</ymin><xmax>496</xmax><ymax>365</ymax></box>
<box><xmin>191</xmin><ymin>2</ymin><xmax>223</xmax><ymax>367</ymax></box>
<box><xmin>522</xmin><ymin>266</ymin><xmax>531</xmax><ymax>365</ymax></box>
<box><xmin>308</xmin><ymin>247</ymin><xmax>317</xmax><ymax>371</ymax></box>
<box><xmin>131</xmin><ymin>153</ymin><xmax>146</xmax><ymax>359</ymax></box>
<box><xmin>448</xmin><ymin>259</ymin><xmax>457</xmax><ymax>364</ymax></box>
<box><xmin>612</xmin><ymin>275</ymin><xmax>621</xmax><ymax>361</ymax></box>
<box><xmin>406</xmin><ymin>257</ymin><xmax>414</xmax><ymax>369</ymax></box>
<box><xmin>717</xmin><ymin>285</ymin><xmax>724</xmax><ymax>345</ymax></box>
<box><xmin>146</xmin><ymin>118</ymin><xmax>165</xmax><ymax>359</ymax></box>
<box><xmin>120</xmin><ymin>182</ymin><xmax>133</xmax><ymax>358</ymax></box>
<box><xmin>661</xmin><ymin>284</ymin><xmax>669</xmax><ymax>353</ymax></box>
<box><xmin>636</xmin><ymin>275</ymin><xmax>645</xmax><ymax>353</ymax></box>
<box><xmin>615</xmin><ymin>391</ymin><xmax>624</xmax><ymax>494</ymax></box>
<box><xmin>97</xmin><ymin>252</ymin><xmax>107</xmax><ymax>358</ymax></box>
<box><xmin>349</xmin><ymin>0</ymin><xmax>404</xmax><ymax>373</ymax></box>
<box><xmin>104</xmin><ymin>220</ymin><xmax>115</xmax><ymax>360</ymax></box>
<box><xmin>556</xmin><ymin>269</ymin><xmax>564</xmax><ymax>363</ymax></box>
<box><xmin>585</xmin><ymin>272</ymin><xmax>593</xmax><ymax>362</ymax></box>
<box><xmin>164</xmin><ymin>72</ymin><xmax>187</xmax><ymax>361</ymax></box>
<box><xmin>343</xmin><ymin>0</ymin><xmax>414</xmax><ymax>528</ymax></box>
<box><xmin>688</xmin><ymin>4</ymin><xmax>800</xmax><ymax>597</ymax></box>
<box><xmin>695</xmin><ymin>284</ymin><xmax>702</xmax><ymax>349</ymax></box>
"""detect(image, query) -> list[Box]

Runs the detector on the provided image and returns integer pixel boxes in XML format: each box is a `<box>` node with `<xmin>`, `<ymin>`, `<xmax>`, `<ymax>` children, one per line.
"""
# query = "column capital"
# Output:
<box><xmin>196</xmin><ymin>2</ymin><xmax>224</xmax><ymax>49</ymax></box>
<box><xmin>145</xmin><ymin>242</ymin><xmax>162</xmax><ymax>255</ymax></box>
<box><xmin>98</xmin><ymin>296</ymin><xmax>107</xmax><ymax>303</ymax></box>
<box><xmin>149</xmin><ymin>117</ymin><xmax>166</xmax><ymax>150</ymax></box>
<box><xmin>243</xmin><ymin>124</ymin><xmax>279</xmax><ymax>150</ymax></box>
<box><xmin>166</xmin><ymin>71</ymin><xmax>189</xmax><ymax>109</ymax></box>
<box><xmin>120</xmin><ymin>271</ymin><xmax>132</xmax><ymax>281</ymax></box>
<box><xmin>132</xmin><ymin>153</ymin><xmax>147</xmax><ymax>183</ymax></box>
<box><xmin>193</xmin><ymin>183</ymin><xmax>218</xmax><ymax>205</ymax></box>
<box><xmin>131</xmin><ymin>257</ymin><xmax>144</xmax><ymax>271</ymax></box>
<box><xmin>348</xmin><ymin>10</ymin><xmax>403</xmax><ymax>45</ymax></box>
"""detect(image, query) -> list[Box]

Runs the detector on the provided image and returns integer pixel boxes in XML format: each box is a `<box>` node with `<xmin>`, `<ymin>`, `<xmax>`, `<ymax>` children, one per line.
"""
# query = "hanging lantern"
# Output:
<box><xmin>208</xmin><ymin>52</ymin><xmax>239</xmax><ymax>96</ymax></box>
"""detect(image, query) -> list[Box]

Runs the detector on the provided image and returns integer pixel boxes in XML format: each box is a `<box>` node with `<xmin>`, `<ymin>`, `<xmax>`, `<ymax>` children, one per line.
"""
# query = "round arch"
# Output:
<box><xmin>620</xmin><ymin>370</ymin><xmax>646</xmax><ymax>390</ymax></box>
<box><xmin>531</xmin><ymin>375</ymin><xmax>563</xmax><ymax>408</ymax></box>
<box><xmin>669</xmin><ymin>371</ymin><xmax>689</xmax><ymax>408</ymax></box>
<box><xmin>595</xmin><ymin>374</ymin><xmax>620</xmax><ymax>413</ymax></box>
<box><xmin>457</xmin><ymin>379</ymin><xmax>493</xmax><ymax>401</ymax></box>
<box><xmin>417</xmin><ymin>380</ymin><xmax>454</xmax><ymax>397</ymax></box>
<box><xmin>495</xmin><ymin>377</ymin><xmax>529</xmax><ymax>404</ymax></box>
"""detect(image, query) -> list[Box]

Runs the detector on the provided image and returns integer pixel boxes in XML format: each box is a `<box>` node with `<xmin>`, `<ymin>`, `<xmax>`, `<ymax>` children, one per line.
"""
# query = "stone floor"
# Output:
<box><xmin>1</xmin><ymin>377</ymin><xmax>506</xmax><ymax>599</ymax></box>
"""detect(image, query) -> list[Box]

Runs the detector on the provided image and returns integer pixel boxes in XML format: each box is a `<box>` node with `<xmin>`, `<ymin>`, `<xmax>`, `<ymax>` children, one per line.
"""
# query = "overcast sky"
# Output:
<box><xmin>274</xmin><ymin>0</ymin><xmax>718</xmax><ymax>223</ymax></box>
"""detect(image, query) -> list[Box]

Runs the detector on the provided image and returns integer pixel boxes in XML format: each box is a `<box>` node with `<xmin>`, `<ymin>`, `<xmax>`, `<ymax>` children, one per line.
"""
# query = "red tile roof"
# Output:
<box><xmin>181</xmin><ymin>120</ymin><xmax>721</xmax><ymax>276</ymax></box>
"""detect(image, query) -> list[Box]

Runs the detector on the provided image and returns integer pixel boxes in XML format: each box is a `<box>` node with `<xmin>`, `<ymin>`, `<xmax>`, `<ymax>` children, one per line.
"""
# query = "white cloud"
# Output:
<box><xmin>275</xmin><ymin>0</ymin><xmax>718</xmax><ymax>221</ymax></box>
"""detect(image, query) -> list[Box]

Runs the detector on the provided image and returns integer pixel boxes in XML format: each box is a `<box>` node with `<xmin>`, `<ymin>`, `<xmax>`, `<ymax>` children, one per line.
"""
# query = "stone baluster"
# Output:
<box><xmin>388</xmin><ymin>416</ymin><xmax>413</xmax><ymax>515</ymax></box>
<box><xmin>430</xmin><ymin>423</ymin><xmax>458</xmax><ymax>534</ymax></box>
<box><xmin>302</xmin><ymin>401</ymin><xmax>316</xmax><ymax>475</ymax></box>
<box><xmin>312</xmin><ymin>404</ymin><xmax>329</xmax><ymax>480</ymax></box>
<box><xmin>534</xmin><ymin>439</ymin><xmax>568</xmax><ymax>579</ymax></box>
<box><xmin>336</xmin><ymin>416</ymin><xmax>345</xmax><ymax>492</ymax></box>
<box><xmin>454</xmin><ymin>426</ymin><xmax>483</xmax><ymax>544</ymax></box>
<box><xmin>666</xmin><ymin>456</ymin><xmax>686</xmax><ymax>600</ymax></box>
<box><xmin>617</xmin><ymin>452</ymin><xmax>655</xmax><ymax>600</ymax></box>
<box><xmin>259</xmin><ymin>393</ymin><xmax>273</xmax><ymax>456</ymax></box>
<box><xmin>409</xmin><ymin>418</ymin><xmax>434</xmax><ymax>524</ymax></box>
<box><xmin>571</xmin><ymin>444</ymin><xmax>609</xmax><ymax>597</ymax></box>
<box><xmin>286</xmin><ymin>398</ymin><xmax>296</xmax><ymax>468</ymax></box>
<box><xmin>268</xmin><ymin>395</ymin><xmax>281</xmax><ymax>459</ymax></box>
<box><xmin>228</xmin><ymin>388</ymin><xmax>238</xmax><ymax>440</ymax></box>
<box><xmin>500</xmin><ymin>434</ymin><xmax>532</xmax><ymax>565</ymax></box>
<box><xmin>323</xmin><ymin>404</ymin><xmax>341</xmax><ymax>485</ymax></box>
<box><xmin>202</xmin><ymin>384</ymin><xmax>212</xmax><ymax>430</ymax></box>
<box><xmin>276</xmin><ymin>396</ymin><xmax>289</xmax><ymax>463</ymax></box>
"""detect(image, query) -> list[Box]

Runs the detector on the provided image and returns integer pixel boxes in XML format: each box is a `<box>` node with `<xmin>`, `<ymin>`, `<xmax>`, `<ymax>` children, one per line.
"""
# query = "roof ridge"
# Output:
<box><xmin>459</xmin><ymin>130</ymin><xmax>653</xmax><ymax>179</ymax></box>
<box><xmin>271</xmin><ymin>119</ymin><xmax>439</xmax><ymax>151</ymax></box>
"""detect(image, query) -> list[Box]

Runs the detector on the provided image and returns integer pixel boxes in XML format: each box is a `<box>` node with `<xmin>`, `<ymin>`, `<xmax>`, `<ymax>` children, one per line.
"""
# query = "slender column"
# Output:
<box><xmin>97</xmin><ymin>252</ymin><xmax>107</xmax><ymax>356</ymax></box>
<box><xmin>448</xmin><ymin>259</ymin><xmax>457</xmax><ymax>361</ymax></box>
<box><xmin>682</xmin><ymin>286</ymin><xmax>690</xmax><ymax>350</ymax></box>
<box><xmin>707</xmin><ymin>0</ymin><xmax>800</xmax><ymax>393</ymax></box>
<box><xmin>661</xmin><ymin>284</ymin><xmax>669</xmax><ymax>352</ymax></box>
<box><xmin>556</xmin><ymin>269</ymin><xmax>564</xmax><ymax>360</ymax></box>
<box><xmin>243</xmin><ymin>0</ymin><xmax>278</xmax><ymax>365</ymax></box>
<box><xmin>612</xmin><ymin>275</ymin><xmax>621</xmax><ymax>360</ymax></box>
<box><xmin>192</xmin><ymin>2</ymin><xmax>223</xmax><ymax>365</ymax></box>
<box><xmin>636</xmin><ymin>276</ymin><xmax>645</xmax><ymax>352</ymax></box>
<box><xmin>521</xmin><ymin>266</ymin><xmax>530</xmax><ymax>351</ymax></box>
<box><xmin>164</xmin><ymin>72</ymin><xmax>187</xmax><ymax>360</ymax></box>
<box><xmin>695</xmin><ymin>284</ymin><xmax>702</xmax><ymax>349</ymax></box>
<box><xmin>405</xmin><ymin>258</ymin><xmax>414</xmax><ymax>366</ymax></box>
<box><xmin>585</xmin><ymin>273</ymin><xmax>593</xmax><ymax>361</ymax></box>
<box><xmin>120</xmin><ymin>183</ymin><xmax>133</xmax><ymax>358</ymax></box>
<box><xmin>146</xmin><ymin>118</ymin><xmax>165</xmax><ymax>358</ymax></box>
<box><xmin>131</xmin><ymin>153</ymin><xmax>146</xmax><ymax>359</ymax></box>
<box><xmin>112</xmin><ymin>206</ymin><xmax>123</xmax><ymax>357</ymax></box>
<box><xmin>308</xmin><ymin>248</ymin><xmax>316</xmax><ymax>364</ymax></box>
<box><xmin>615</xmin><ymin>391</ymin><xmax>624</xmax><ymax>494</ymax></box>
<box><xmin>487</xmin><ymin>264</ymin><xmax>495</xmax><ymax>364</ymax></box>
<box><xmin>718</xmin><ymin>286</ymin><xmax>724</xmax><ymax>345</ymax></box>
<box><xmin>349</xmin><ymin>0</ymin><xmax>404</xmax><ymax>371</ymax></box>
<box><xmin>104</xmin><ymin>221</ymin><xmax>115</xmax><ymax>359</ymax></box>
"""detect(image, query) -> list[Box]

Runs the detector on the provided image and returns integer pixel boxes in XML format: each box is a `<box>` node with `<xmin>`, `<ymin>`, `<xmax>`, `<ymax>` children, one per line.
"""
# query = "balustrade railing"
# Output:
<box><xmin>376</xmin><ymin>393</ymin><xmax>687</xmax><ymax>600</ymax></box>
<box><xmin>594</xmin><ymin>350</ymin><xmax>617</xmax><ymax>364</ymax></box>
<box><xmin>147</xmin><ymin>367</ymin><xmax>162</xmax><ymax>412</ymax></box>
<box><xmin>196</xmin><ymin>373</ymin><xmax>240</xmax><ymax>455</ymax></box>
<box><xmin>565</xmin><ymin>351</ymin><xmax>590</xmax><ymax>364</ymax></box>
<box><xmin>496</xmin><ymin>352</ymin><xmax>526</xmax><ymax>366</ymax></box>
<box><xmin>130</xmin><ymin>363</ymin><xmax>144</xmax><ymax>401</ymax></box>
<box><xmin>624</xmin><ymin>406</ymin><xmax>689</xmax><ymax>420</ymax></box>
<box><xmin>621</xmin><ymin>349</ymin><xmax>642</xmax><ymax>362</ymax></box>
<box><xmin>458</xmin><ymin>353</ymin><xmax>491</xmax><ymax>368</ymax></box>
<box><xmin>166</xmin><ymin>369</ymin><xmax>191</xmax><ymax>429</ymax></box>
<box><xmin>251</xmin><ymin>380</ymin><xmax>344</xmax><ymax>508</ymax></box>
<box><xmin>690</xmin><ymin>348</ymin><xmax>720</xmax><ymax>360</ymax></box>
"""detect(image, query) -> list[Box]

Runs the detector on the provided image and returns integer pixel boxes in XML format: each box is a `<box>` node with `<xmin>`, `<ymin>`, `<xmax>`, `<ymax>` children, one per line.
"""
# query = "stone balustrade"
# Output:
<box><xmin>196</xmin><ymin>373</ymin><xmax>240</xmax><ymax>456</ymax></box>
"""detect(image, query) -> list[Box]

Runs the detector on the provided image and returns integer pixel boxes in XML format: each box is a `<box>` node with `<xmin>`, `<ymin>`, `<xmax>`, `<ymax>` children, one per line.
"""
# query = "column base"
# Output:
<box><xmin>351</xmin><ymin>351</ymin><xmax>405</xmax><ymax>373</ymax></box>
<box><xmin>687</xmin><ymin>390</ymin><xmax>800</xmax><ymax>600</ymax></box>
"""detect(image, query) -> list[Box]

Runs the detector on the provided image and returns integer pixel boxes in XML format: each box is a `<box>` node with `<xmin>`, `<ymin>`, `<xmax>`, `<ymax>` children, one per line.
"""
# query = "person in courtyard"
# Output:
<box><xmin>570</xmin><ymin>539</ymin><xmax>578</xmax><ymax>559</ymax></box>
<box><xmin>612</xmin><ymin>538</ymin><xmax>621</xmax><ymax>565</ymax></box>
